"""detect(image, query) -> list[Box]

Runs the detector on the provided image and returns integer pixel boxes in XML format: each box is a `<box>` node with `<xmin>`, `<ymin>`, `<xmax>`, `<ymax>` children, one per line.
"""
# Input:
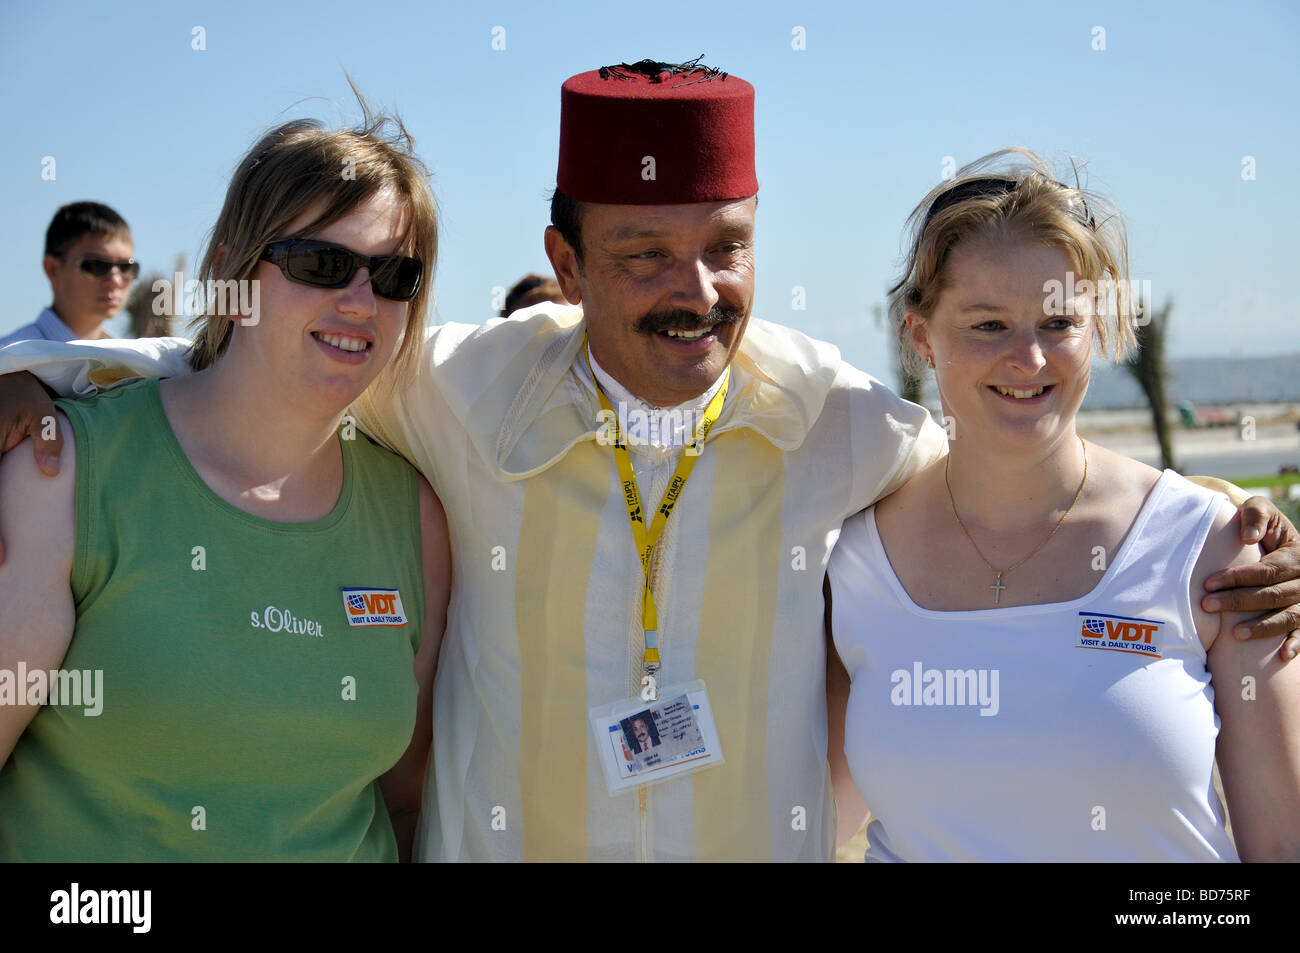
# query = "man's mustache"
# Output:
<box><xmin>633</xmin><ymin>305</ymin><xmax>746</xmax><ymax>335</ymax></box>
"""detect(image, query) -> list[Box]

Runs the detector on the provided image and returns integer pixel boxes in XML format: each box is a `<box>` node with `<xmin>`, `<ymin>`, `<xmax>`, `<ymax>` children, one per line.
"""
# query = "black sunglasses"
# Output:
<box><xmin>922</xmin><ymin>176</ymin><xmax>1096</xmax><ymax>232</ymax></box>
<box><xmin>260</xmin><ymin>239</ymin><xmax>423</xmax><ymax>302</ymax></box>
<box><xmin>70</xmin><ymin>256</ymin><xmax>140</xmax><ymax>280</ymax></box>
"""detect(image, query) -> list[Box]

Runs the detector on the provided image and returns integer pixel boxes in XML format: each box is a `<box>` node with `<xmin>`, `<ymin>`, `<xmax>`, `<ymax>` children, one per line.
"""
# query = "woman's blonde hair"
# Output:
<box><xmin>888</xmin><ymin>147</ymin><xmax>1134</xmax><ymax>378</ymax></box>
<box><xmin>187</xmin><ymin>87</ymin><xmax>437</xmax><ymax>393</ymax></box>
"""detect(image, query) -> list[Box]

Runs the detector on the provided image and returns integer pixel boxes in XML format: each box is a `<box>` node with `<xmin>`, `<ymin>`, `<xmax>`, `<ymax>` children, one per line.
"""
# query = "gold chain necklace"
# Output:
<box><xmin>944</xmin><ymin>437</ymin><xmax>1088</xmax><ymax>604</ymax></box>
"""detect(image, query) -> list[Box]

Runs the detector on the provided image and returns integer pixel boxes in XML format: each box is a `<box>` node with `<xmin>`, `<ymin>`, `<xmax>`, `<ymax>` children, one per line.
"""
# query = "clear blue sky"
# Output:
<box><xmin>2</xmin><ymin>0</ymin><xmax>1296</xmax><ymax>381</ymax></box>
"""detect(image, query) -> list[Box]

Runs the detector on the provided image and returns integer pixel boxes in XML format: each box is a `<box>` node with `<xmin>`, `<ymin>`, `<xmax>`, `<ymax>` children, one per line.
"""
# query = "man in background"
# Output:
<box><xmin>0</xmin><ymin>202</ymin><xmax>137</xmax><ymax>348</ymax></box>
<box><xmin>500</xmin><ymin>273</ymin><xmax>565</xmax><ymax>317</ymax></box>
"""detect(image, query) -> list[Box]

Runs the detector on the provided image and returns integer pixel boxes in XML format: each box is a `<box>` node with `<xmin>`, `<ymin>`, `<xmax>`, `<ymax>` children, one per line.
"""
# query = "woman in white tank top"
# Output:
<box><xmin>826</xmin><ymin>149</ymin><xmax>1300</xmax><ymax>862</ymax></box>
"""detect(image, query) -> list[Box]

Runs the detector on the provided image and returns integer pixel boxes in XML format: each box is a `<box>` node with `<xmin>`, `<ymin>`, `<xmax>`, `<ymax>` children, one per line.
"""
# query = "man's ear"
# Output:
<box><xmin>42</xmin><ymin>254</ymin><xmax>61</xmax><ymax>284</ymax></box>
<box><xmin>543</xmin><ymin>226</ymin><xmax>582</xmax><ymax>306</ymax></box>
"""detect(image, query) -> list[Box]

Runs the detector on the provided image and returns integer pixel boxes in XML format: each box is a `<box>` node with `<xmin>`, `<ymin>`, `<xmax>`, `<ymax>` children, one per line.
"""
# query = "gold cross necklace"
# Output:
<box><xmin>944</xmin><ymin>436</ymin><xmax>1088</xmax><ymax>604</ymax></box>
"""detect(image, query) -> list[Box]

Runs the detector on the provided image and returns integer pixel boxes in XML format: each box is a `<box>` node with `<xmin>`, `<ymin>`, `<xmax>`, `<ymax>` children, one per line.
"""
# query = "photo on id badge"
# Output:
<box><xmin>590</xmin><ymin>681</ymin><xmax>725</xmax><ymax>794</ymax></box>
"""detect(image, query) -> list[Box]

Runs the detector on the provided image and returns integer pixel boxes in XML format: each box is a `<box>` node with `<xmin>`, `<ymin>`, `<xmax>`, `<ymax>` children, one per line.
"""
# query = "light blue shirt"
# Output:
<box><xmin>0</xmin><ymin>308</ymin><xmax>79</xmax><ymax>350</ymax></box>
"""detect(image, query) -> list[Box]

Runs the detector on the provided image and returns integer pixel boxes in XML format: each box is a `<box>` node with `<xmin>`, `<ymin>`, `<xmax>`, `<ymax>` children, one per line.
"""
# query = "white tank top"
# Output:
<box><xmin>828</xmin><ymin>470</ymin><xmax>1239</xmax><ymax>862</ymax></box>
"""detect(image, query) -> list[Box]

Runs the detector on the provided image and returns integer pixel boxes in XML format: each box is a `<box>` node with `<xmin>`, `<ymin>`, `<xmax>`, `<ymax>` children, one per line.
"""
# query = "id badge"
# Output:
<box><xmin>588</xmin><ymin>679</ymin><xmax>725</xmax><ymax>796</ymax></box>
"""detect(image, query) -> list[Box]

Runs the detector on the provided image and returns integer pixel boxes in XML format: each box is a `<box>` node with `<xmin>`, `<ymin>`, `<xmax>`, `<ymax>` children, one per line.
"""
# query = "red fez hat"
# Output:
<box><xmin>557</xmin><ymin>58</ymin><xmax>758</xmax><ymax>205</ymax></box>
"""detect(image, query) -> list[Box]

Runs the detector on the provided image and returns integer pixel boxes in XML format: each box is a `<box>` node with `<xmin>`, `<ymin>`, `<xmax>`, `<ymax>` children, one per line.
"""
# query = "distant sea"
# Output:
<box><xmin>1082</xmin><ymin>354</ymin><xmax>1300</xmax><ymax>409</ymax></box>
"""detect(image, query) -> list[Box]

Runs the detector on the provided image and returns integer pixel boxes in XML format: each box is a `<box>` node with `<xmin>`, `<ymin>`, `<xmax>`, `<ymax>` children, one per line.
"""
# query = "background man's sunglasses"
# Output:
<box><xmin>67</xmin><ymin>256</ymin><xmax>140</xmax><ymax>280</ymax></box>
<box><xmin>260</xmin><ymin>239</ymin><xmax>423</xmax><ymax>302</ymax></box>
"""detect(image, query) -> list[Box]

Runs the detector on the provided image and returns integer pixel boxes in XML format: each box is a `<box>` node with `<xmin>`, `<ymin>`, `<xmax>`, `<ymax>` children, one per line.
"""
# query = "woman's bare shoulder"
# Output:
<box><xmin>1083</xmin><ymin>441</ymin><xmax>1162</xmax><ymax>496</ymax></box>
<box><xmin>1073</xmin><ymin>442</ymin><xmax>1163</xmax><ymax>533</ymax></box>
<box><xmin>874</xmin><ymin>455</ymin><xmax>946</xmax><ymax>539</ymax></box>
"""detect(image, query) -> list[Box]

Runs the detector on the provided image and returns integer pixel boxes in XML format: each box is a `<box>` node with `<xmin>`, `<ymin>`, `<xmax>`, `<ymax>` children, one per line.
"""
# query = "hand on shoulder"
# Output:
<box><xmin>1192</xmin><ymin>498</ymin><xmax>1262</xmax><ymax>653</ymax></box>
<box><xmin>0</xmin><ymin>410</ymin><xmax>77</xmax><ymax>565</ymax></box>
<box><xmin>0</xmin><ymin>410</ymin><xmax>77</xmax><ymax>766</ymax></box>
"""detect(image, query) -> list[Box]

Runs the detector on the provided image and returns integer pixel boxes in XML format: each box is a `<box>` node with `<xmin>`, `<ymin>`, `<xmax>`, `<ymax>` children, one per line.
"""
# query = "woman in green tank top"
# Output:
<box><xmin>0</xmin><ymin>96</ymin><xmax>451</xmax><ymax>862</ymax></box>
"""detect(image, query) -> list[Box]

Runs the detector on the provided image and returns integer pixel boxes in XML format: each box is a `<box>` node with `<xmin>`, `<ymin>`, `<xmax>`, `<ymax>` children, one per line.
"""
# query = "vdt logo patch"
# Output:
<box><xmin>342</xmin><ymin>588</ymin><xmax>408</xmax><ymax>627</ymax></box>
<box><xmin>1077</xmin><ymin>611</ymin><xmax>1163</xmax><ymax>658</ymax></box>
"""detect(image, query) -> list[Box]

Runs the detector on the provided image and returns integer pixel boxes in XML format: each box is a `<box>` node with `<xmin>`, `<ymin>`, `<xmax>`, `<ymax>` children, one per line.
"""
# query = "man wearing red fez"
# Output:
<box><xmin>3</xmin><ymin>58</ymin><xmax>1298</xmax><ymax>863</ymax></box>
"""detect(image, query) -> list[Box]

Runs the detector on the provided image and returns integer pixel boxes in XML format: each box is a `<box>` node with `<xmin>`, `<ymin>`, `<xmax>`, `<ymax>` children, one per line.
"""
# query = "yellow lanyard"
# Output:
<box><xmin>585</xmin><ymin>342</ymin><xmax>730</xmax><ymax>679</ymax></box>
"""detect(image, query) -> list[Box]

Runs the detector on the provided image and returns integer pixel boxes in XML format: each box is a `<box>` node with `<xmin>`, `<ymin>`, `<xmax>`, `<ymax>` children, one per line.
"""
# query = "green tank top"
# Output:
<box><xmin>0</xmin><ymin>378</ymin><xmax>425</xmax><ymax>861</ymax></box>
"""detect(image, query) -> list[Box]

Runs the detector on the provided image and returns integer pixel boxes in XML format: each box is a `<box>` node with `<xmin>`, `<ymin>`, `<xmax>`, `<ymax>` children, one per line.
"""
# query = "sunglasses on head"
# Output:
<box><xmin>922</xmin><ymin>176</ymin><xmax>1097</xmax><ymax>233</ymax></box>
<box><xmin>70</xmin><ymin>256</ymin><xmax>140</xmax><ymax>280</ymax></box>
<box><xmin>260</xmin><ymin>239</ymin><xmax>423</xmax><ymax>302</ymax></box>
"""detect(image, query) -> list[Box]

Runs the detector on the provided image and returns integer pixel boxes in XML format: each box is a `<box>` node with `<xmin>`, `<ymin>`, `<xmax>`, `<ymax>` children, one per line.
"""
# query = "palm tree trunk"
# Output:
<box><xmin>1125</xmin><ymin>299</ymin><xmax>1178</xmax><ymax>472</ymax></box>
